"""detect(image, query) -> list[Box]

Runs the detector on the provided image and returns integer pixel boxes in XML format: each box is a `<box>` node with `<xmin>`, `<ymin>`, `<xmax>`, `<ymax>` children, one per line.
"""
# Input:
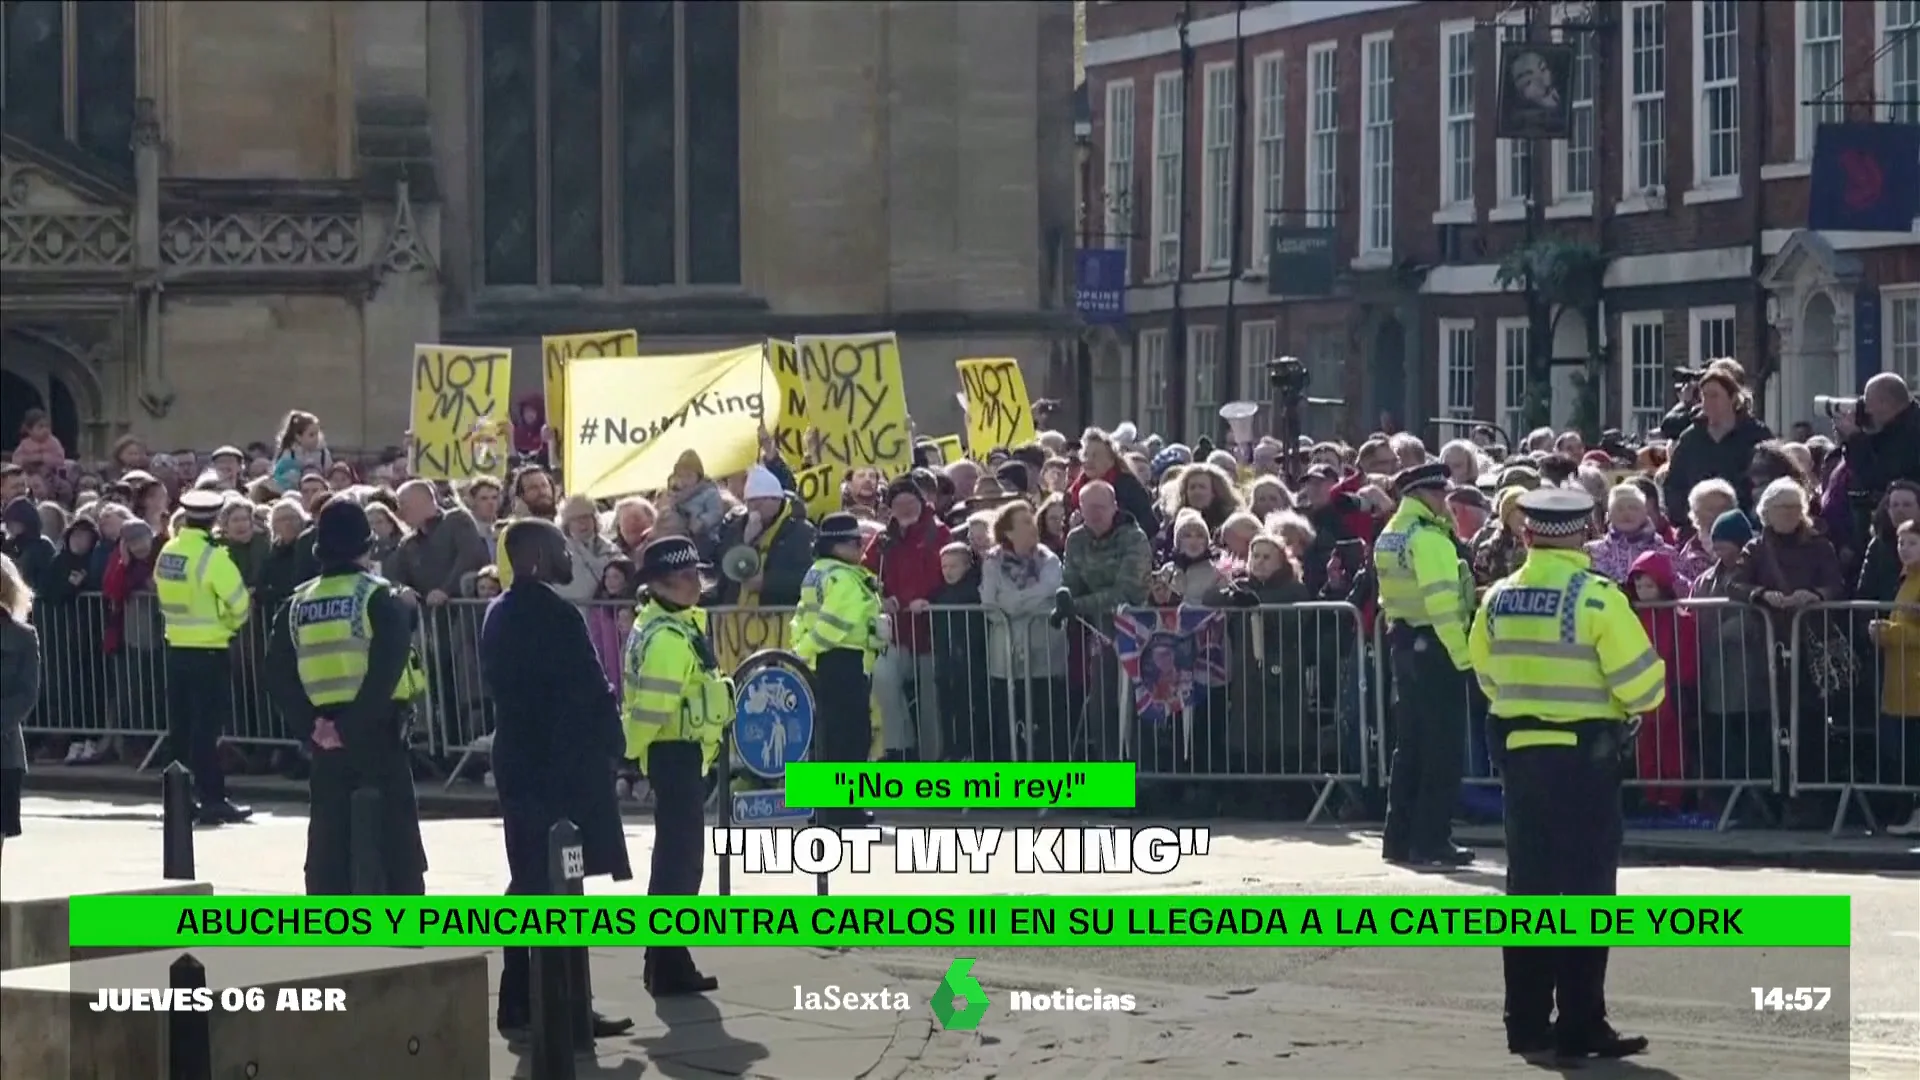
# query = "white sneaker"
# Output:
<box><xmin>614</xmin><ymin>778</ymin><xmax>632</xmax><ymax>800</ymax></box>
<box><xmin>482</xmin><ymin>770</ymin><xmax>496</xmax><ymax>790</ymax></box>
<box><xmin>469</xmin><ymin>733</ymin><xmax>494</xmax><ymax>753</ymax></box>
<box><xmin>63</xmin><ymin>741</ymin><xmax>86</xmax><ymax>764</ymax></box>
<box><xmin>1886</xmin><ymin>807</ymin><xmax>1920</xmax><ymax>837</ymax></box>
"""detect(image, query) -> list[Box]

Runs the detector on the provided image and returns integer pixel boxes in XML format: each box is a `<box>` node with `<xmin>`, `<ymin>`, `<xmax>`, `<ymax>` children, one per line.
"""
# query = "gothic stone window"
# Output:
<box><xmin>0</xmin><ymin>0</ymin><xmax>138</xmax><ymax>174</ymax></box>
<box><xmin>479</xmin><ymin>0</ymin><xmax>741</xmax><ymax>289</ymax></box>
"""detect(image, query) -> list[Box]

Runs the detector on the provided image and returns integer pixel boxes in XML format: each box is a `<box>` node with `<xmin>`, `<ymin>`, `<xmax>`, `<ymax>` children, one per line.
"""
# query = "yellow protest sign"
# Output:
<box><xmin>767</xmin><ymin>340</ymin><xmax>812</xmax><ymax>467</ymax></box>
<box><xmin>795</xmin><ymin>332</ymin><xmax>912</xmax><ymax>475</ymax></box>
<box><xmin>543</xmin><ymin>330</ymin><xmax>639</xmax><ymax>458</ymax></box>
<box><xmin>929</xmin><ymin>435</ymin><xmax>966</xmax><ymax>466</ymax></box>
<box><xmin>794</xmin><ymin>463</ymin><xmax>840</xmax><ymax>522</ymax></box>
<box><xmin>955</xmin><ymin>357</ymin><xmax>1037</xmax><ymax>454</ymax></box>
<box><xmin>564</xmin><ymin>345</ymin><xmax>776</xmax><ymax>499</ymax></box>
<box><xmin>410</xmin><ymin>345</ymin><xmax>513</xmax><ymax>480</ymax></box>
<box><xmin>710</xmin><ymin>606</ymin><xmax>881</xmax><ymax>759</ymax></box>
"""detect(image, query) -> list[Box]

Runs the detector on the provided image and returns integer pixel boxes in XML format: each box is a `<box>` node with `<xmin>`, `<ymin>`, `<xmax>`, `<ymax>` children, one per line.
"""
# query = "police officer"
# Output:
<box><xmin>789</xmin><ymin>513</ymin><xmax>884</xmax><ymax>828</ymax></box>
<box><xmin>624</xmin><ymin>535</ymin><xmax>731</xmax><ymax>996</ymax></box>
<box><xmin>154</xmin><ymin>489</ymin><xmax>252</xmax><ymax>825</ymax></box>
<box><xmin>1373</xmin><ymin>462</ymin><xmax>1475</xmax><ymax>866</ymax></box>
<box><xmin>1469</xmin><ymin>488</ymin><xmax>1661</xmax><ymax>1061</ymax></box>
<box><xmin>264</xmin><ymin>500</ymin><xmax>429</xmax><ymax>895</ymax></box>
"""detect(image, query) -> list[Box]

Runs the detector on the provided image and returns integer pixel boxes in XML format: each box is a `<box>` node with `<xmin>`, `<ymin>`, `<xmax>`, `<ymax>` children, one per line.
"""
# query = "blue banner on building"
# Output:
<box><xmin>1855</xmin><ymin>288</ymin><xmax>1882</xmax><ymax>386</ymax></box>
<box><xmin>1075</xmin><ymin>248</ymin><xmax>1127</xmax><ymax>325</ymax></box>
<box><xmin>1808</xmin><ymin>123</ymin><xmax>1920</xmax><ymax>233</ymax></box>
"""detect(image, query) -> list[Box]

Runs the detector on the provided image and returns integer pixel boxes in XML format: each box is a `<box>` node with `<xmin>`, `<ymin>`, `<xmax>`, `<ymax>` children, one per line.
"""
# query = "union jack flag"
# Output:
<box><xmin>1113</xmin><ymin>605</ymin><xmax>1226</xmax><ymax>726</ymax></box>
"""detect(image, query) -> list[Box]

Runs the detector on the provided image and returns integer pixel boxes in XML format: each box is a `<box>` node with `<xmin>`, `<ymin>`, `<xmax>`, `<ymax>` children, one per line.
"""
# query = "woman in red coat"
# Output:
<box><xmin>1626</xmin><ymin>550</ymin><xmax>1697</xmax><ymax>812</ymax></box>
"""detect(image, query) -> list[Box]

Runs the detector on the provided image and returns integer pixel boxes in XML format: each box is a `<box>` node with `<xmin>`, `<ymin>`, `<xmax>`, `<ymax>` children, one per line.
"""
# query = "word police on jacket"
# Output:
<box><xmin>90</xmin><ymin>987</ymin><xmax>348</xmax><ymax>1012</ymax></box>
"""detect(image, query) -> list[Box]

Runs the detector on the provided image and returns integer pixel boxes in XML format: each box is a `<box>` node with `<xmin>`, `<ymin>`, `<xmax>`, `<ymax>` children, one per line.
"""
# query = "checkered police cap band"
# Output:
<box><xmin>1525</xmin><ymin>514</ymin><xmax>1590</xmax><ymax>537</ymax></box>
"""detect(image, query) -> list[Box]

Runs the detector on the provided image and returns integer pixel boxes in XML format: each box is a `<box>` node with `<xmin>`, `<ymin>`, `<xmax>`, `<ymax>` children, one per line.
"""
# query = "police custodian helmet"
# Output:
<box><xmin>636</xmin><ymin>535</ymin><xmax>700</xmax><ymax>583</ymax></box>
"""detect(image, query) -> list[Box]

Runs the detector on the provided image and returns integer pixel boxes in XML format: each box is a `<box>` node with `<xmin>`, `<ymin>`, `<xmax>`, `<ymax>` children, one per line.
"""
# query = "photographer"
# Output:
<box><xmin>1834</xmin><ymin>374</ymin><xmax>1920</xmax><ymax>540</ymax></box>
<box><xmin>1662</xmin><ymin>363</ymin><xmax>1772</xmax><ymax>537</ymax></box>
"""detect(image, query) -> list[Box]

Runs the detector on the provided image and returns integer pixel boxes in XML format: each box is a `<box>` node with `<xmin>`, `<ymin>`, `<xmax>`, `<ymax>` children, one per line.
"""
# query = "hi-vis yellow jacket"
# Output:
<box><xmin>1468</xmin><ymin>546</ymin><xmax>1667</xmax><ymax>750</ymax></box>
<box><xmin>789</xmin><ymin>557</ymin><xmax>884</xmax><ymax>672</ymax></box>
<box><xmin>622</xmin><ymin>599</ymin><xmax>732</xmax><ymax>772</ymax></box>
<box><xmin>154</xmin><ymin>528</ymin><xmax>251</xmax><ymax>648</ymax></box>
<box><xmin>1371</xmin><ymin>497</ymin><xmax>1472</xmax><ymax>669</ymax></box>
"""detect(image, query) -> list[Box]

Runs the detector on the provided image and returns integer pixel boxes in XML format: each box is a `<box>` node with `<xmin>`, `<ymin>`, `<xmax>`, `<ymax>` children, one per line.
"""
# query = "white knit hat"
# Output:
<box><xmin>743</xmin><ymin>464</ymin><xmax>784</xmax><ymax>501</ymax></box>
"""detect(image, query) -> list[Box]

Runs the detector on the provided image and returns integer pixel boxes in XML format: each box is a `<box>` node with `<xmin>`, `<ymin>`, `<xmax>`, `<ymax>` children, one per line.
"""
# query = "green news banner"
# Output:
<box><xmin>68</xmin><ymin>896</ymin><xmax>1849</xmax><ymax>950</ymax></box>
<box><xmin>781</xmin><ymin>761</ymin><xmax>1137</xmax><ymax>809</ymax></box>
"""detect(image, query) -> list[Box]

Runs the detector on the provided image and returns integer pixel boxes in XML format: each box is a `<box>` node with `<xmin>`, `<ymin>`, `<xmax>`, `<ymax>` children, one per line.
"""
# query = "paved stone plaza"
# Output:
<box><xmin>6</xmin><ymin>793</ymin><xmax>1915</xmax><ymax>1078</ymax></box>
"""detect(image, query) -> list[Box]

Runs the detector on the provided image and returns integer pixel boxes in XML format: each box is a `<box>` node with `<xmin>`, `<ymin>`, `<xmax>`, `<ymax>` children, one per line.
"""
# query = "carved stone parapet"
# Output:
<box><xmin>158</xmin><ymin>212</ymin><xmax>362</xmax><ymax>270</ymax></box>
<box><xmin>1</xmin><ymin>211</ymin><xmax>135</xmax><ymax>271</ymax></box>
<box><xmin>1</xmin><ymin>146</ymin><xmax>136</xmax><ymax>274</ymax></box>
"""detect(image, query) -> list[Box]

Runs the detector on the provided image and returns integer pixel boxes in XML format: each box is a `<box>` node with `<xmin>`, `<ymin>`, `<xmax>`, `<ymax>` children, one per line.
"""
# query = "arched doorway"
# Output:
<box><xmin>1368</xmin><ymin>318</ymin><xmax>1406</xmax><ymax>433</ymax></box>
<box><xmin>1</xmin><ymin>328</ymin><xmax>99</xmax><ymax>457</ymax></box>
<box><xmin>0</xmin><ymin>369</ymin><xmax>42</xmax><ymax>454</ymax></box>
<box><xmin>1793</xmin><ymin>293</ymin><xmax>1840</xmax><ymax>431</ymax></box>
<box><xmin>1550</xmin><ymin>307</ymin><xmax>1591</xmax><ymax>432</ymax></box>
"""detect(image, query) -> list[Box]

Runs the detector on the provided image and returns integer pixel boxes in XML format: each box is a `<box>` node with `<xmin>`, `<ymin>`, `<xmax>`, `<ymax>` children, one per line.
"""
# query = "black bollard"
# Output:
<box><xmin>529</xmin><ymin>819</ymin><xmax>588</xmax><ymax>1080</ymax></box>
<box><xmin>167</xmin><ymin>953</ymin><xmax>212</xmax><ymax>1080</ymax></box>
<box><xmin>547</xmin><ymin>820</ymin><xmax>593</xmax><ymax>1055</ymax></box>
<box><xmin>348</xmin><ymin>788</ymin><xmax>385</xmax><ymax>894</ymax></box>
<box><xmin>161</xmin><ymin>761</ymin><xmax>196</xmax><ymax>881</ymax></box>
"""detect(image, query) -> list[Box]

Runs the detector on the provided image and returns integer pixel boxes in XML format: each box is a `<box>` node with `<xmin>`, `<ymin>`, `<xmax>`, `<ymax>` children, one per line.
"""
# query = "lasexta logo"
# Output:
<box><xmin>929</xmin><ymin>958</ymin><xmax>990</xmax><ymax>1031</ymax></box>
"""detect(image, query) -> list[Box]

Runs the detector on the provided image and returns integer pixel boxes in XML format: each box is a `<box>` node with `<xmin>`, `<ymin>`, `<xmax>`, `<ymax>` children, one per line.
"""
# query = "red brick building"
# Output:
<box><xmin>1080</xmin><ymin>0</ymin><xmax>1920</xmax><ymax>446</ymax></box>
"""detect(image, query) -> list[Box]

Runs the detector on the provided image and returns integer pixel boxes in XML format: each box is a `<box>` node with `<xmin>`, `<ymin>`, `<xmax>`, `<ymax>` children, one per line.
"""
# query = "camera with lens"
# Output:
<box><xmin>1813</xmin><ymin>394</ymin><xmax>1863</xmax><ymax>420</ymax></box>
<box><xmin>1267</xmin><ymin>356</ymin><xmax>1311</xmax><ymax>405</ymax></box>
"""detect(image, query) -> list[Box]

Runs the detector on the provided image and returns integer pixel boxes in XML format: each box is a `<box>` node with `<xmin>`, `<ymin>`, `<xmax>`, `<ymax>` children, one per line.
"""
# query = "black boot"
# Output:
<box><xmin>644</xmin><ymin>947</ymin><xmax>718</xmax><ymax>997</ymax></box>
<box><xmin>1556</xmin><ymin>1022</ymin><xmax>1649</xmax><ymax>1059</ymax></box>
<box><xmin>1506</xmin><ymin>1028</ymin><xmax>1555</xmax><ymax>1056</ymax></box>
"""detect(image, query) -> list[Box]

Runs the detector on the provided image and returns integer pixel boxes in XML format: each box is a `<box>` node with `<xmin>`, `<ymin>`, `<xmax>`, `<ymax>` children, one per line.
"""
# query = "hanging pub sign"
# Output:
<box><xmin>1267</xmin><ymin>226</ymin><xmax>1335</xmax><ymax>297</ymax></box>
<box><xmin>1495</xmin><ymin>42</ymin><xmax>1576</xmax><ymax>140</ymax></box>
<box><xmin>1808</xmin><ymin>122</ymin><xmax>1920</xmax><ymax>233</ymax></box>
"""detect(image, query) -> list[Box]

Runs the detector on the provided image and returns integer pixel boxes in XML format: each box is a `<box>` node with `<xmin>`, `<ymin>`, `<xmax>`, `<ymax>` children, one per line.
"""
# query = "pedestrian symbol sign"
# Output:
<box><xmin>732</xmin><ymin>665</ymin><xmax>814</xmax><ymax>780</ymax></box>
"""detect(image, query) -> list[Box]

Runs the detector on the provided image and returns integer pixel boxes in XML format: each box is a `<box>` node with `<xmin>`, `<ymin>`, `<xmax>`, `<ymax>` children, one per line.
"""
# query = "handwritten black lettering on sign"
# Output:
<box><xmin>770</xmin><ymin>341</ymin><xmax>809</xmax><ymax>462</ymax></box>
<box><xmin>413</xmin><ymin>348</ymin><xmax>508</xmax><ymax>478</ymax></box>
<box><xmin>586</xmin><ymin>390</ymin><xmax>766</xmax><ymax>447</ymax></box>
<box><xmin>798</xmin><ymin>336</ymin><xmax>908</xmax><ymax>470</ymax></box>
<box><xmin>543</xmin><ymin>330</ymin><xmax>638</xmax><ymax>377</ymax></box>
<box><xmin>711</xmin><ymin>609</ymin><xmax>790</xmax><ymax>673</ymax></box>
<box><xmin>956</xmin><ymin>358</ymin><xmax>1027</xmax><ymax>453</ymax></box>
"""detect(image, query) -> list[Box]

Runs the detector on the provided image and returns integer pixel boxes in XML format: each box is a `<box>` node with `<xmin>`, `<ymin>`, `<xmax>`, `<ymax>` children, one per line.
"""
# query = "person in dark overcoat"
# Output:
<box><xmin>480</xmin><ymin>517</ymin><xmax>634</xmax><ymax>1042</ymax></box>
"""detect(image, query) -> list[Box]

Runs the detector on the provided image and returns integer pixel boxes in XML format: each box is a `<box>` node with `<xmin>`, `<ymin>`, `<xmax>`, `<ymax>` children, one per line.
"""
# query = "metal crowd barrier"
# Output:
<box><xmin>1788</xmin><ymin>600</ymin><xmax>1917</xmax><ymax>835</ymax></box>
<box><xmin>1366</xmin><ymin>593</ymin><xmax>1920</xmax><ymax>833</ymax></box>
<box><xmin>22</xmin><ymin>591</ymin><xmax>1918</xmax><ymax>835</ymax></box>
<box><xmin>1372</xmin><ymin>597</ymin><xmax>1789</xmax><ymax>831</ymax></box>
<box><xmin>1097</xmin><ymin>601</ymin><xmax>1373</xmax><ymax>823</ymax></box>
<box><xmin>23</xmin><ymin>592</ymin><xmax>301</xmax><ymax>766</ymax></box>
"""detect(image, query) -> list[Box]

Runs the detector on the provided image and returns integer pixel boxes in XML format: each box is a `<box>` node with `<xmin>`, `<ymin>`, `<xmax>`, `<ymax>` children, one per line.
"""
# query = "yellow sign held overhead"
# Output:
<box><xmin>928</xmin><ymin>435</ymin><xmax>966</xmax><ymax>467</ymax></box>
<box><xmin>795</xmin><ymin>332</ymin><xmax>912</xmax><ymax>476</ymax></box>
<box><xmin>543</xmin><ymin>330</ymin><xmax>639</xmax><ymax>458</ymax></box>
<box><xmin>793</xmin><ymin>463</ymin><xmax>840</xmax><ymax>522</ymax></box>
<box><xmin>563</xmin><ymin>345</ymin><xmax>776</xmax><ymax>500</ymax></box>
<box><xmin>767</xmin><ymin>340</ymin><xmax>812</xmax><ymax>467</ymax></box>
<box><xmin>410</xmin><ymin>345</ymin><xmax>513</xmax><ymax>480</ymax></box>
<box><xmin>955</xmin><ymin>357</ymin><xmax>1036</xmax><ymax>455</ymax></box>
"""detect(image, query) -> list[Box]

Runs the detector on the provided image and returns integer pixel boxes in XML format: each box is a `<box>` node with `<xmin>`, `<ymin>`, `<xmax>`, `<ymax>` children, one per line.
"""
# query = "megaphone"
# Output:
<box><xmin>1220</xmin><ymin>401</ymin><xmax>1261</xmax><ymax>446</ymax></box>
<box><xmin>720</xmin><ymin>544</ymin><xmax>762</xmax><ymax>583</ymax></box>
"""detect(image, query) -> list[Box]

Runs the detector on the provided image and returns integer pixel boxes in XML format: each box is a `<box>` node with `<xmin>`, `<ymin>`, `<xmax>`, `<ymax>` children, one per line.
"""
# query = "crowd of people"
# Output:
<box><xmin>1</xmin><ymin>360</ymin><xmax>1917</xmax><ymax>834</ymax></box>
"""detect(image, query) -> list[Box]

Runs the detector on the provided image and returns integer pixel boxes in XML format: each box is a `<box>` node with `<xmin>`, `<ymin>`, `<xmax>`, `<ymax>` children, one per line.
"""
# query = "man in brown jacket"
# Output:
<box><xmin>390</xmin><ymin>480</ymin><xmax>492</xmax><ymax>744</ymax></box>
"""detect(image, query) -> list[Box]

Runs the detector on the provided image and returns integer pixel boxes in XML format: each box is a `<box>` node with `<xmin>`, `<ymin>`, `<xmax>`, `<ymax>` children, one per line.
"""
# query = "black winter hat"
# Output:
<box><xmin>313</xmin><ymin>500</ymin><xmax>372</xmax><ymax>564</ymax></box>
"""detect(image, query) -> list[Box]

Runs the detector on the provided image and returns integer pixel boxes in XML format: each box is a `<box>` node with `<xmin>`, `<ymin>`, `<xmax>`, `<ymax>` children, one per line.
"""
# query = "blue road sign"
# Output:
<box><xmin>733</xmin><ymin>664</ymin><xmax>814</xmax><ymax>780</ymax></box>
<box><xmin>730</xmin><ymin>787</ymin><xmax>810</xmax><ymax>824</ymax></box>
